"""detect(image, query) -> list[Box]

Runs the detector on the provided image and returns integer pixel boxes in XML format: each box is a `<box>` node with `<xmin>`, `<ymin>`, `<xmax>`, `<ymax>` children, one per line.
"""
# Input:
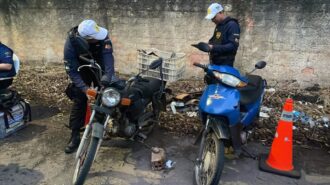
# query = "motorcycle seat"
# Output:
<box><xmin>129</xmin><ymin>77</ymin><xmax>162</xmax><ymax>99</ymax></box>
<box><xmin>239</xmin><ymin>75</ymin><xmax>263</xmax><ymax>105</ymax></box>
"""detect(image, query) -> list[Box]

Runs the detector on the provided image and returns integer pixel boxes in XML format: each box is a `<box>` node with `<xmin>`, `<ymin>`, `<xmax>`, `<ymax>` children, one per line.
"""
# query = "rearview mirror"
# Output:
<box><xmin>255</xmin><ymin>61</ymin><xmax>267</xmax><ymax>69</ymax></box>
<box><xmin>75</xmin><ymin>36</ymin><xmax>90</xmax><ymax>53</ymax></box>
<box><xmin>191</xmin><ymin>42</ymin><xmax>211</xmax><ymax>52</ymax></box>
<box><xmin>149</xmin><ymin>58</ymin><xmax>163</xmax><ymax>69</ymax></box>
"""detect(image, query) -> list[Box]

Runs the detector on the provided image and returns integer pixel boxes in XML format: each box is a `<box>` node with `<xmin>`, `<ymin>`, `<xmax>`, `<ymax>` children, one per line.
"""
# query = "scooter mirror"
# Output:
<box><xmin>191</xmin><ymin>42</ymin><xmax>211</xmax><ymax>52</ymax></box>
<box><xmin>255</xmin><ymin>61</ymin><xmax>267</xmax><ymax>69</ymax></box>
<box><xmin>149</xmin><ymin>58</ymin><xmax>163</xmax><ymax>69</ymax></box>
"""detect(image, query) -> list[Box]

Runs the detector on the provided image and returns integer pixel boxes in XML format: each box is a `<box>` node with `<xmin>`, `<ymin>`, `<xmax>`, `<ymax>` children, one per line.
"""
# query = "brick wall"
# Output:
<box><xmin>1</xmin><ymin>0</ymin><xmax>329</xmax><ymax>87</ymax></box>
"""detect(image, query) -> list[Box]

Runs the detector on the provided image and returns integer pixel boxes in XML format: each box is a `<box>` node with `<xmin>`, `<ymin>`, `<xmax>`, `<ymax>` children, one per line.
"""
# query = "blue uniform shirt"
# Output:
<box><xmin>0</xmin><ymin>43</ymin><xmax>16</xmax><ymax>78</ymax></box>
<box><xmin>64</xmin><ymin>32</ymin><xmax>115</xmax><ymax>92</ymax></box>
<box><xmin>209</xmin><ymin>17</ymin><xmax>240</xmax><ymax>66</ymax></box>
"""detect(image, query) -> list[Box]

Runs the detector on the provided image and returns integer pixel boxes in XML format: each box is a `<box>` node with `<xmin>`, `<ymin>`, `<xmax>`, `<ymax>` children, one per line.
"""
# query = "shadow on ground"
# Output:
<box><xmin>0</xmin><ymin>163</ymin><xmax>44</xmax><ymax>185</ymax></box>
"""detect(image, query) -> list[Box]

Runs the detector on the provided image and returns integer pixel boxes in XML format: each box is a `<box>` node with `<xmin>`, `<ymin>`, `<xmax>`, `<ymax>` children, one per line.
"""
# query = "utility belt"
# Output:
<box><xmin>210</xmin><ymin>53</ymin><xmax>236</xmax><ymax>66</ymax></box>
<box><xmin>211</xmin><ymin>53</ymin><xmax>236</xmax><ymax>59</ymax></box>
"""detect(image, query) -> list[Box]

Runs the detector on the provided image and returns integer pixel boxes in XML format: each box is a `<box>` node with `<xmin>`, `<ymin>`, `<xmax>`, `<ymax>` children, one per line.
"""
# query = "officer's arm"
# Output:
<box><xmin>0</xmin><ymin>49</ymin><xmax>13</xmax><ymax>71</ymax></box>
<box><xmin>0</xmin><ymin>63</ymin><xmax>12</xmax><ymax>71</ymax></box>
<box><xmin>102</xmin><ymin>37</ymin><xmax>115</xmax><ymax>80</ymax></box>
<box><xmin>64</xmin><ymin>39</ymin><xmax>89</xmax><ymax>92</ymax></box>
<box><xmin>211</xmin><ymin>22</ymin><xmax>240</xmax><ymax>54</ymax></box>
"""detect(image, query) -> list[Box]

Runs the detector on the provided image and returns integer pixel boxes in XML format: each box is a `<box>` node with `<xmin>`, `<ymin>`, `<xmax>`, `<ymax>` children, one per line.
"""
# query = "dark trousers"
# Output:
<box><xmin>66</xmin><ymin>84</ymin><xmax>87</xmax><ymax>132</ymax></box>
<box><xmin>0</xmin><ymin>79</ymin><xmax>13</xmax><ymax>90</ymax></box>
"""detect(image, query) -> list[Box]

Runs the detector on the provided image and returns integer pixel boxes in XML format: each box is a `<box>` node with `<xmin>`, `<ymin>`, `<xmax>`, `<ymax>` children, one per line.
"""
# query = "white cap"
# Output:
<box><xmin>78</xmin><ymin>20</ymin><xmax>108</xmax><ymax>40</ymax></box>
<box><xmin>205</xmin><ymin>3</ymin><xmax>224</xmax><ymax>20</ymax></box>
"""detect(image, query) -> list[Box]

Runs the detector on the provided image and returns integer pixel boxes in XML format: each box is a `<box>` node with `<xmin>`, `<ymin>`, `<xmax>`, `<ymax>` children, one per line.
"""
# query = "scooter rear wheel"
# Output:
<box><xmin>194</xmin><ymin>132</ymin><xmax>225</xmax><ymax>185</ymax></box>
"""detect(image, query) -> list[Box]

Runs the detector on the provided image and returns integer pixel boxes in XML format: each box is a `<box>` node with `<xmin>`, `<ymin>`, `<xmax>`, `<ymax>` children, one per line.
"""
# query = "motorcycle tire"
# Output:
<box><xmin>194</xmin><ymin>132</ymin><xmax>225</xmax><ymax>185</ymax></box>
<box><xmin>73</xmin><ymin>137</ymin><xmax>99</xmax><ymax>185</ymax></box>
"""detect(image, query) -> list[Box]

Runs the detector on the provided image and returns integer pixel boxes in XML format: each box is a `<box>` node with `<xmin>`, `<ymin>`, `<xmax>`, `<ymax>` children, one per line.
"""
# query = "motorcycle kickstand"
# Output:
<box><xmin>133</xmin><ymin>134</ymin><xmax>160</xmax><ymax>153</ymax></box>
<box><xmin>241</xmin><ymin>146</ymin><xmax>258</xmax><ymax>160</ymax></box>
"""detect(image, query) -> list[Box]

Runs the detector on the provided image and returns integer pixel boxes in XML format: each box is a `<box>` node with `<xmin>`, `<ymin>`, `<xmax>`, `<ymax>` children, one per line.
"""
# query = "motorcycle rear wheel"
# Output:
<box><xmin>72</xmin><ymin>137</ymin><xmax>99</xmax><ymax>185</ymax></box>
<box><xmin>194</xmin><ymin>132</ymin><xmax>225</xmax><ymax>185</ymax></box>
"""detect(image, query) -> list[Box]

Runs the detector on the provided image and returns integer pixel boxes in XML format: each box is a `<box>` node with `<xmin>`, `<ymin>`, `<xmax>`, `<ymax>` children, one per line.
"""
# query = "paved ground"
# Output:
<box><xmin>0</xmin><ymin>105</ymin><xmax>330</xmax><ymax>185</ymax></box>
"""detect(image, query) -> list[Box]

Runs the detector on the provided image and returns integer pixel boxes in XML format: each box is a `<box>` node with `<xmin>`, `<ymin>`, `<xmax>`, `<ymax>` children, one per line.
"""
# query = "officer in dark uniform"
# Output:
<box><xmin>205</xmin><ymin>3</ymin><xmax>240</xmax><ymax>66</ymax></box>
<box><xmin>63</xmin><ymin>20</ymin><xmax>116</xmax><ymax>153</ymax></box>
<box><xmin>0</xmin><ymin>41</ymin><xmax>16</xmax><ymax>90</ymax></box>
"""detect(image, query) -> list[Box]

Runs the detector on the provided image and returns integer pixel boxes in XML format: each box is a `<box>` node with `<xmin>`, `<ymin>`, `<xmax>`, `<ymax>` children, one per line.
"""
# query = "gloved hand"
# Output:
<box><xmin>191</xmin><ymin>42</ymin><xmax>211</xmax><ymax>52</ymax></box>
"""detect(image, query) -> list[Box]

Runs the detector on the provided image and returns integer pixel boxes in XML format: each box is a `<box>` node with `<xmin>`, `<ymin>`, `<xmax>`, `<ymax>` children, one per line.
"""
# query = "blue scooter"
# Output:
<box><xmin>191</xmin><ymin>43</ymin><xmax>267</xmax><ymax>185</ymax></box>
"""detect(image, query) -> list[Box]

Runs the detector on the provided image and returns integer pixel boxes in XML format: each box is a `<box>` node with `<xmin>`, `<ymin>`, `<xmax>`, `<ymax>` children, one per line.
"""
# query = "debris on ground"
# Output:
<box><xmin>151</xmin><ymin>147</ymin><xmax>166</xmax><ymax>171</ymax></box>
<box><xmin>165</xmin><ymin>160</ymin><xmax>176</xmax><ymax>170</ymax></box>
<box><xmin>13</xmin><ymin>65</ymin><xmax>71</xmax><ymax>111</ymax></box>
<box><xmin>11</xmin><ymin>65</ymin><xmax>330</xmax><ymax>152</ymax></box>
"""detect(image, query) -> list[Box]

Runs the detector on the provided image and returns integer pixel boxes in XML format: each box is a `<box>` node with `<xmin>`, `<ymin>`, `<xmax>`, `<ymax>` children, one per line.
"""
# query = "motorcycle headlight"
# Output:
<box><xmin>102</xmin><ymin>88</ymin><xmax>121</xmax><ymax>107</ymax></box>
<box><xmin>213</xmin><ymin>71</ymin><xmax>247</xmax><ymax>88</ymax></box>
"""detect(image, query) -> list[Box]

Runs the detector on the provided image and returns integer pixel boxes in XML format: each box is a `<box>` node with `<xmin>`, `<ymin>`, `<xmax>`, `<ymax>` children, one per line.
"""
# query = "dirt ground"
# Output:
<box><xmin>0</xmin><ymin>104</ymin><xmax>330</xmax><ymax>185</ymax></box>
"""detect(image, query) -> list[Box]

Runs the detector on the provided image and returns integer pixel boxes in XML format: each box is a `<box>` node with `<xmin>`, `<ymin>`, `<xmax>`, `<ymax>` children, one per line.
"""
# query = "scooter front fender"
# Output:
<box><xmin>209</xmin><ymin>117</ymin><xmax>230</xmax><ymax>139</ymax></box>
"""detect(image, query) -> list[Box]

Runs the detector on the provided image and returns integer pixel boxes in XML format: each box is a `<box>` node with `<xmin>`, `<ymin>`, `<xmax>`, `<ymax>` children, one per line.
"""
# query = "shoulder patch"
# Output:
<box><xmin>4</xmin><ymin>51</ymin><xmax>11</xmax><ymax>58</ymax></box>
<box><xmin>216</xmin><ymin>32</ymin><xmax>222</xmax><ymax>39</ymax></box>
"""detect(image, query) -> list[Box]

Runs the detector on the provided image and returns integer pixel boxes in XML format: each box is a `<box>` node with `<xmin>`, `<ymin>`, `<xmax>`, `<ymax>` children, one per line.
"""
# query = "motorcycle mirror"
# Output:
<box><xmin>149</xmin><ymin>58</ymin><xmax>163</xmax><ymax>69</ymax></box>
<box><xmin>255</xmin><ymin>61</ymin><xmax>267</xmax><ymax>69</ymax></box>
<box><xmin>191</xmin><ymin>42</ymin><xmax>211</xmax><ymax>52</ymax></box>
<box><xmin>75</xmin><ymin>36</ymin><xmax>90</xmax><ymax>53</ymax></box>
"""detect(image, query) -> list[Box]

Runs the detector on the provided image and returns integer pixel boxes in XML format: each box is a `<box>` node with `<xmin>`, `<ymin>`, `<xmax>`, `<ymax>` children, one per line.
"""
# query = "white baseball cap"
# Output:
<box><xmin>78</xmin><ymin>20</ymin><xmax>108</xmax><ymax>40</ymax></box>
<box><xmin>205</xmin><ymin>3</ymin><xmax>224</xmax><ymax>20</ymax></box>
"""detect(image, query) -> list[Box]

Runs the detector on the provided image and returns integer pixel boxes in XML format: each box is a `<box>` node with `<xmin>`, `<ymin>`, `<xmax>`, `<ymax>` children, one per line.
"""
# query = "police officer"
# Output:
<box><xmin>205</xmin><ymin>3</ymin><xmax>240</xmax><ymax>66</ymax></box>
<box><xmin>63</xmin><ymin>20</ymin><xmax>116</xmax><ymax>153</ymax></box>
<box><xmin>0</xmin><ymin>41</ymin><xmax>16</xmax><ymax>90</ymax></box>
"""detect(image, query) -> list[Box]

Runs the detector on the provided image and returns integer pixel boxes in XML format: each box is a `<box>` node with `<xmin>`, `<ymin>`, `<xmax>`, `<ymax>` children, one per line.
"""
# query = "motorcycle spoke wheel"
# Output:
<box><xmin>72</xmin><ymin>134</ymin><xmax>91</xmax><ymax>184</ymax></box>
<box><xmin>72</xmin><ymin>134</ymin><xmax>100</xmax><ymax>185</ymax></box>
<box><xmin>194</xmin><ymin>133</ymin><xmax>225</xmax><ymax>185</ymax></box>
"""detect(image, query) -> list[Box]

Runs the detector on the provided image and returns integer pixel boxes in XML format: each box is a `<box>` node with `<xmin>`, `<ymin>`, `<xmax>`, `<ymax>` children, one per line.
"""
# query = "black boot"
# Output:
<box><xmin>65</xmin><ymin>130</ymin><xmax>81</xmax><ymax>154</ymax></box>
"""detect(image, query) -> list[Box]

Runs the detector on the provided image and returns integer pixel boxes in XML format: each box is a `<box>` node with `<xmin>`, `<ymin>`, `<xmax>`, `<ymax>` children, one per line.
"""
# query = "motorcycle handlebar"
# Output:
<box><xmin>79</xmin><ymin>55</ymin><xmax>94</xmax><ymax>64</ymax></box>
<box><xmin>193</xmin><ymin>63</ymin><xmax>207</xmax><ymax>70</ymax></box>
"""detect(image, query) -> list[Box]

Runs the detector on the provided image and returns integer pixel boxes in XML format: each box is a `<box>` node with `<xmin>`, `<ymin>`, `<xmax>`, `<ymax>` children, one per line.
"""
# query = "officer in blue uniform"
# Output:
<box><xmin>63</xmin><ymin>20</ymin><xmax>116</xmax><ymax>153</ymax></box>
<box><xmin>205</xmin><ymin>3</ymin><xmax>240</xmax><ymax>66</ymax></box>
<box><xmin>0</xmin><ymin>42</ymin><xmax>16</xmax><ymax>90</ymax></box>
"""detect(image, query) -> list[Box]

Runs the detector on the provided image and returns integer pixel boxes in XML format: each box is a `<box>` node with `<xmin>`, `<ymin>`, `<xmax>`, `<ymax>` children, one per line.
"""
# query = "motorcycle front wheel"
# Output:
<box><xmin>72</xmin><ymin>136</ymin><xmax>100</xmax><ymax>185</ymax></box>
<box><xmin>194</xmin><ymin>132</ymin><xmax>225</xmax><ymax>185</ymax></box>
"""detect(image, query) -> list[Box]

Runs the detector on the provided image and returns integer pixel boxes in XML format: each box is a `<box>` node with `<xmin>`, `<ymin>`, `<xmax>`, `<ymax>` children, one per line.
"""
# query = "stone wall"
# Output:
<box><xmin>1</xmin><ymin>0</ymin><xmax>330</xmax><ymax>86</ymax></box>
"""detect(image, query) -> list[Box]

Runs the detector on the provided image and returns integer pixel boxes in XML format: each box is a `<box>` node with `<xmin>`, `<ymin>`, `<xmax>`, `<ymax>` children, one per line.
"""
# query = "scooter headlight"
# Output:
<box><xmin>102</xmin><ymin>88</ymin><xmax>121</xmax><ymax>107</ymax></box>
<box><xmin>213</xmin><ymin>71</ymin><xmax>247</xmax><ymax>88</ymax></box>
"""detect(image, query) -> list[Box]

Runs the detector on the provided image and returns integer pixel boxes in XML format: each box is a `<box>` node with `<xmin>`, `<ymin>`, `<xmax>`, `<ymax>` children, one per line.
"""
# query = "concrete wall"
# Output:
<box><xmin>1</xmin><ymin>0</ymin><xmax>330</xmax><ymax>87</ymax></box>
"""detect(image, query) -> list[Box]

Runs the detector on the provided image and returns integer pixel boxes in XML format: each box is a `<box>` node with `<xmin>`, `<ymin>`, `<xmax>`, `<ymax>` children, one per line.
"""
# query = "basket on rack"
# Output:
<box><xmin>137</xmin><ymin>48</ymin><xmax>185</xmax><ymax>82</ymax></box>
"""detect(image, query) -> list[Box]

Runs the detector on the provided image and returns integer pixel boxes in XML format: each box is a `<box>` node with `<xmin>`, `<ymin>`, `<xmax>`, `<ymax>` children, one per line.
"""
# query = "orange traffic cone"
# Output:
<box><xmin>84</xmin><ymin>103</ymin><xmax>92</xmax><ymax>126</ymax></box>
<box><xmin>259</xmin><ymin>98</ymin><xmax>301</xmax><ymax>178</ymax></box>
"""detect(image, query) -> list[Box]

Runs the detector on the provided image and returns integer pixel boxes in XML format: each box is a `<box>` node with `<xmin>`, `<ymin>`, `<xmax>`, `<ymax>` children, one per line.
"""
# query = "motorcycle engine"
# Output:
<box><xmin>124</xmin><ymin>122</ymin><xmax>136</xmax><ymax>137</ymax></box>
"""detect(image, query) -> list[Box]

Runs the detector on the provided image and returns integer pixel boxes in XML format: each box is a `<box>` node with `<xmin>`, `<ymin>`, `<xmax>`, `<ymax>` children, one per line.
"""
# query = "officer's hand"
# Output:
<box><xmin>191</xmin><ymin>42</ymin><xmax>211</xmax><ymax>52</ymax></box>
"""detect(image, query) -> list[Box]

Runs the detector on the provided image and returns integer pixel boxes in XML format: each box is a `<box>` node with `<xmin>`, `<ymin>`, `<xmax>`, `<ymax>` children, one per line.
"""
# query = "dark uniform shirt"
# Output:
<box><xmin>209</xmin><ymin>17</ymin><xmax>240</xmax><ymax>66</ymax></box>
<box><xmin>63</xmin><ymin>27</ymin><xmax>115</xmax><ymax>92</ymax></box>
<box><xmin>0</xmin><ymin>42</ymin><xmax>16</xmax><ymax>78</ymax></box>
